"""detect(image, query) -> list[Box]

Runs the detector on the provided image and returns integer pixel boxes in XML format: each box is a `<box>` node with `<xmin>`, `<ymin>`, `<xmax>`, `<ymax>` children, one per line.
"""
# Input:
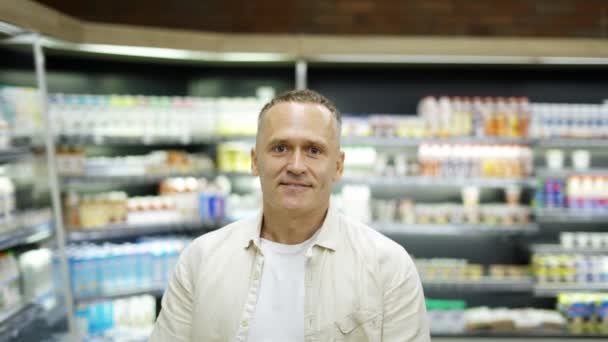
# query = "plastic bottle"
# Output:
<box><xmin>438</xmin><ymin>96</ymin><xmax>452</xmax><ymax>138</ymax></box>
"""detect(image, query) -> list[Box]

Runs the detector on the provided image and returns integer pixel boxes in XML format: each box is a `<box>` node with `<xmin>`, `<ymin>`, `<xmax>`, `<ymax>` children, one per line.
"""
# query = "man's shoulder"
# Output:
<box><xmin>339</xmin><ymin>213</ymin><xmax>410</xmax><ymax>261</ymax></box>
<box><xmin>185</xmin><ymin>215</ymin><xmax>256</xmax><ymax>257</ymax></box>
<box><xmin>339</xmin><ymin>213</ymin><xmax>417</xmax><ymax>284</ymax></box>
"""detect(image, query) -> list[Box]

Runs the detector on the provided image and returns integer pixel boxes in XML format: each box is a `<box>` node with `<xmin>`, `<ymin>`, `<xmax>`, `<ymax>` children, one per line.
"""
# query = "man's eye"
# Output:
<box><xmin>273</xmin><ymin>145</ymin><xmax>287</xmax><ymax>153</ymax></box>
<box><xmin>309</xmin><ymin>146</ymin><xmax>321</xmax><ymax>155</ymax></box>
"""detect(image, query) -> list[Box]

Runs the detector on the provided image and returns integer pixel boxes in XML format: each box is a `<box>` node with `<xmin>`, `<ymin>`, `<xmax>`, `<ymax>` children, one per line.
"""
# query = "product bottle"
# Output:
<box><xmin>438</xmin><ymin>97</ymin><xmax>452</xmax><ymax>138</ymax></box>
<box><xmin>472</xmin><ymin>97</ymin><xmax>484</xmax><ymax>138</ymax></box>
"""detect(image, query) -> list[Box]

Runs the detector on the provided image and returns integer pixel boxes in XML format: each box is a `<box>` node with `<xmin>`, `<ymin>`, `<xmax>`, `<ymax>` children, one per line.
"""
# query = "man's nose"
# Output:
<box><xmin>286</xmin><ymin>149</ymin><xmax>306</xmax><ymax>174</ymax></box>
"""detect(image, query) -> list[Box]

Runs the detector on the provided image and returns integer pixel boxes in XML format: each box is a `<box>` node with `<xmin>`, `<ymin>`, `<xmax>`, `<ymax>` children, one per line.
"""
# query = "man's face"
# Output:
<box><xmin>252</xmin><ymin>101</ymin><xmax>344</xmax><ymax>213</ymax></box>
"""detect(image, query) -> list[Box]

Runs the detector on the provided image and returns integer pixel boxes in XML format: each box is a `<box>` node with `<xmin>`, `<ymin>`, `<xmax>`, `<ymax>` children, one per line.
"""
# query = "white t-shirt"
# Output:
<box><xmin>247</xmin><ymin>233</ymin><xmax>318</xmax><ymax>342</ymax></box>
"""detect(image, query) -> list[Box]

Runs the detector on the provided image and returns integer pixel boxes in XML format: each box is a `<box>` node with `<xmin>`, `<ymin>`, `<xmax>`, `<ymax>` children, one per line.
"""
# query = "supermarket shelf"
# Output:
<box><xmin>0</xmin><ymin>302</ymin><xmax>42</xmax><ymax>341</ymax></box>
<box><xmin>61</xmin><ymin>171</ymin><xmax>252</xmax><ymax>188</ymax></box>
<box><xmin>58</xmin><ymin>135</ymin><xmax>540</xmax><ymax>147</ymax></box>
<box><xmin>0</xmin><ymin>146</ymin><xmax>30</xmax><ymax>164</ymax></box>
<box><xmin>74</xmin><ymin>287</ymin><xmax>165</xmax><ymax>305</ymax></box>
<box><xmin>341</xmin><ymin>136</ymin><xmax>533</xmax><ymax>147</ymax></box>
<box><xmin>532</xmin><ymin>244</ymin><xmax>608</xmax><ymax>255</ymax></box>
<box><xmin>341</xmin><ymin>175</ymin><xmax>536</xmax><ymax>188</ymax></box>
<box><xmin>57</xmin><ymin>134</ymin><xmax>219</xmax><ymax>146</ymax></box>
<box><xmin>536</xmin><ymin>168</ymin><xmax>608</xmax><ymax>178</ymax></box>
<box><xmin>0</xmin><ymin>217</ymin><xmax>53</xmax><ymax>251</ymax></box>
<box><xmin>67</xmin><ymin>220</ymin><xmax>224</xmax><ymax>242</ymax></box>
<box><xmin>536</xmin><ymin>138</ymin><xmax>608</xmax><ymax>148</ymax></box>
<box><xmin>374</xmin><ymin>222</ymin><xmax>539</xmax><ymax>236</ymax></box>
<box><xmin>423</xmin><ymin>278</ymin><xmax>534</xmax><ymax>292</ymax></box>
<box><xmin>534</xmin><ymin>283</ymin><xmax>608</xmax><ymax>297</ymax></box>
<box><xmin>535</xmin><ymin>209</ymin><xmax>608</xmax><ymax>223</ymax></box>
<box><xmin>61</xmin><ymin>172</ymin><xmax>214</xmax><ymax>187</ymax></box>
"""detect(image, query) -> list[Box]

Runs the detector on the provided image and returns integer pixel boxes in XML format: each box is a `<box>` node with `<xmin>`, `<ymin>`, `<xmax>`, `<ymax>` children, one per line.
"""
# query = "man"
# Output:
<box><xmin>150</xmin><ymin>89</ymin><xmax>430</xmax><ymax>341</ymax></box>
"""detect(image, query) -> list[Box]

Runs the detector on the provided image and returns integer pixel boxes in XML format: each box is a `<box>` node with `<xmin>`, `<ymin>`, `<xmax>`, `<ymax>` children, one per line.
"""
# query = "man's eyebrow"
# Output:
<box><xmin>266</xmin><ymin>137</ymin><xmax>328</xmax><ymax>148</ymax></box>
<box><xmin>266</xmin><ymin>138</ymin><xmax>288</xmax><ymax>147</ymax></box>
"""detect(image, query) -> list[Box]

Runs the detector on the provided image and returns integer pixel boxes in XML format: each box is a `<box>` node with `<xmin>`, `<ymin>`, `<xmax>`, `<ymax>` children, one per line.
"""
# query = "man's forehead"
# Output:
<box><xmin>257</xmin><ymin>101</ymin><xmax>340</xmax><ymax>149</ymax></box>
<box><xmin>262</xmin><ymin>102</ymin><xmax>335</xmax><ymax>130</ymax></box>
<box><xmin>265</xmin><ymin>101</ymin><xmax>332</xmax><ymax>118</ymax></box>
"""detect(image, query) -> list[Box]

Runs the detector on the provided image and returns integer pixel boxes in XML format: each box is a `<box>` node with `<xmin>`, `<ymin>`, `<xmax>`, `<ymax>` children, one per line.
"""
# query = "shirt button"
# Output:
<box><xmin>241</xmin><ymin>320</ymin><xmax>249</xmax><ymax>328</ymax></box>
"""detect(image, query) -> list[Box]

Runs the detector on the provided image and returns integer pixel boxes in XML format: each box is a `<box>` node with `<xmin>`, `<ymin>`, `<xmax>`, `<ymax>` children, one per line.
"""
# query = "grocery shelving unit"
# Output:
<box><xmin>57</xmin><ymin>134</ymin><xmax>220</xmax><ymax>147</ymax></box>
<box><xmin>534</xmin><ymin>283</ymin><xmax>608</xmax><ymax>297</ymax></box>
<box><xmin>342</xmin><ymin>175</ymin><xmax>537</xmax><ymax>188</ymax></box>
<box><xmin>341</xmin><ymin>136</ymin><xmax>535</xmax><ymax>147</ymax></box>
<box><xmin>0</xmin><ymin>212</ymin><xmax>53</xmax><ymax>251</ymax></box>
<box><xmin>309</xmin><ymin>62</ymin><xmax>608</xmax><ymax>339</ymax></box>
<box><xmin>422</xmin><ymin>278</ymin><xmax>534</xmax><ymax>293</ymax></box>
<box><xmin>61</xmin><ymin>172</ymin><xmax>215</xmax><ymax>188</ymax></box>
<box><xmin>0</xmin><ymin>24</ymin><xmax>299</xmax><ymax>340</ymax></box>
<box><xmin>537</xmin><ymin>139</ymin><xmax>608</xmax><ymax>148</ymax></box>
<box><xmin>0</xmin><ymin>303</ymin><xmax>42</xmax><ymax>341</ymax></box>
<box><xmin>532</xmin><ymin>244</ymin><xmax>608</xmax><ymax>255</ymax></box>
<box><xmin>0</xmin><ymin>147</ymin><xmax>31</xmax><ymax>163</ymax></box>
<box><xmin>374</xmin><ymin>222</ymin><xmax>539</xmax><ymax>236</ymax></box>
<box><xmin>535</xmin><ymin>168</ymin><xmax>608</xmax><ymax>178</ymax></box>
<box><xmin>0</xmin><ymin>29</ymin><xmax>71</xmax><ymax>340</ymax></box>
<box><xmin>67</xmin><ymin>220</ymin><xmax>224</xmax><ymax>243</ymax></box>
<box><xmin>535</xmin><ymin>209</ymin><xmax>608</xmax><ymax>224</ymax></box>
<box><xmin>74</xmin><ymin>288</ymin><xmax>165</xmax><ymax>306</ymax></box>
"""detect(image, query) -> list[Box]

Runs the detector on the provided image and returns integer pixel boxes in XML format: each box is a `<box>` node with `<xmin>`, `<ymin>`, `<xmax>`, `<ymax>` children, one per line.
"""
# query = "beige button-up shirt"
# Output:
<box><xmin>150</xmin><ymin>203</ymin><xmax>430</xmax><ymax>341</ymax></box>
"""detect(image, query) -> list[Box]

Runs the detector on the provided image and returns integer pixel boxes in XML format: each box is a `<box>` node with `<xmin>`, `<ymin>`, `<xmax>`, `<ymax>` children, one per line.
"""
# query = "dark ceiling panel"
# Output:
<box><xmin>34</xmin><ymin>0</ymin><xmax>608</xmax><ymax>38</ymax></box>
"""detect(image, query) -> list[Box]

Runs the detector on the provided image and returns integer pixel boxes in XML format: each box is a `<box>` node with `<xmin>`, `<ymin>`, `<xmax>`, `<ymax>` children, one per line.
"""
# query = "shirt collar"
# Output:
<box><xmin>241</xmin><ymin>201</ymin><xmax>340</xmax><ymax>252</ymax></box>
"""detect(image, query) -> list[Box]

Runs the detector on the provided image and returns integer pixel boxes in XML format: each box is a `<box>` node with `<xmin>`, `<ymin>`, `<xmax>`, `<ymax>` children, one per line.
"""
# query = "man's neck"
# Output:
<box><xmin>261</xmin><ymin>203</ymin><xmax>329</xmax><ymax>245</ymax></box>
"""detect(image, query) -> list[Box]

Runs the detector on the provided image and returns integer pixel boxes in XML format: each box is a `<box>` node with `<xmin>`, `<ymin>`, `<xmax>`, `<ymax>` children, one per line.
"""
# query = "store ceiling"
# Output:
<box><xmin>33</xmin><ymin>0</ymin><xmax>608</xmax><ymax>38</ymax></box>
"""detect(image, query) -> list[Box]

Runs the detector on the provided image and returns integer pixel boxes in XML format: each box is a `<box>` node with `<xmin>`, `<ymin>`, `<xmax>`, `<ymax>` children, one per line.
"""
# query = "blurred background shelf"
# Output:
<box><xmin>341</xmin><ymin>136</ymin><xmax>534</xmax><ymax>147</ymax></box>
<box><xmin>67</xmin><ymin>220</ymin><xmax>224</xmax><ymax>242</ymax></box>
<box><xmin>535</xmin><ymin>168</ymin><xmax>608</xmax><ymax>178</ymax></box>
<box><xmin>61</xmin><ymin>172</ymin><xmax>215</xmax><ymax>187</ymax></box>
<box><xmin>342</xmin><ymin>176</ymin><xmax>537</xmax><ymax>188</ymax></box>
<box><xmin>373</xmin><ymin>222</ymin><xmax>539</xmax><ymax>236</ymax></box>
<box><xmin>423</xmin><ymin>278</ymin><xmax>534</xmax><ymax>292</ymax></box>
<box><xmin>0</xmin><ymin>212</ymin><xmax>53</xmax><ymax>251</ymax></box>
<box><xmin>74</xmin><ymin>288</ymin><xmax>165</xmax><ymax>305</ymax></box>
<box><xmin>57</xmin><ymin>134</ymin><xmax>220</xmax><ymax>146</ymax></box>
<box><xmin>0</xmin><ymin>302</ymin><xmax>42</xmax><ymax>341</ymax></box>
<box><xmin>532</xmin><ymin>244</ymin><xmax>608</xmax><ymax>255</ymax></box>
<box><xmin>535</xmin><ymin>209</ymin><xmax>608</xmax><ymax>223</ymax></box>
<box><xmin>536</xmin><ymin>139</ymin><xmax>608</xmax><ymax>148</ymax></box>
<box><xmin>534</xmin><ymin>283</ymin><xmax>608</xmax><ymax>297</ymax></box>
<box><xmin>0</xmin><ymin>146</ymin><xmax>31</xmax><ymax>164</ymax></box>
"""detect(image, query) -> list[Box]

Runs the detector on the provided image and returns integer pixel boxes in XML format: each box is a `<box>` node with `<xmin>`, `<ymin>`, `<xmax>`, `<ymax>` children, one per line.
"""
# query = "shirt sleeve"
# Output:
<box><xmin>381</xmin><ymin>247</ymin><xmax>431</xmax><ymax>342</ymax></box>
<box><xmin>149</xmin><ymin>248</ymin><xmax>194</xmax><ymax>342</ymax></box>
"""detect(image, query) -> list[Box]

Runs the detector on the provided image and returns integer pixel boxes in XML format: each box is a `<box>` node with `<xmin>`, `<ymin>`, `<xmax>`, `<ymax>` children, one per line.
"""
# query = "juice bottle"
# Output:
<box><xmin>483</xmin><ymin>97</ymin><xmax>496</xmax><ymax>136</ymax></box>
<box><xmin>507</xmin><ymin>97</ymin><xmax>519</xmax><ymax>137</ymax></box>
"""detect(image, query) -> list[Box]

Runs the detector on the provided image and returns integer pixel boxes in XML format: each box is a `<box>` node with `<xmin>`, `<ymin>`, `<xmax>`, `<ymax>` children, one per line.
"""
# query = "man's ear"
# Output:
<box><xmin>332</xmin><ymin>150</ymin><xmax>345</xmax><ymax>182</ymax></box>
<box><xmin>251</xmin><ymin>147</ymin><xmax>259</xmax><ymax>176</ymax></box>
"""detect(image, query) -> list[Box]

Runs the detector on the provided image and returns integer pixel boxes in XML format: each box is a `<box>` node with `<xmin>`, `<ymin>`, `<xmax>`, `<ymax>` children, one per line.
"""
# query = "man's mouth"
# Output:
<box><xmin>279</xmin><ymin>182</ymin><xmax>312</xmax><ymax>188</ymax></box>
